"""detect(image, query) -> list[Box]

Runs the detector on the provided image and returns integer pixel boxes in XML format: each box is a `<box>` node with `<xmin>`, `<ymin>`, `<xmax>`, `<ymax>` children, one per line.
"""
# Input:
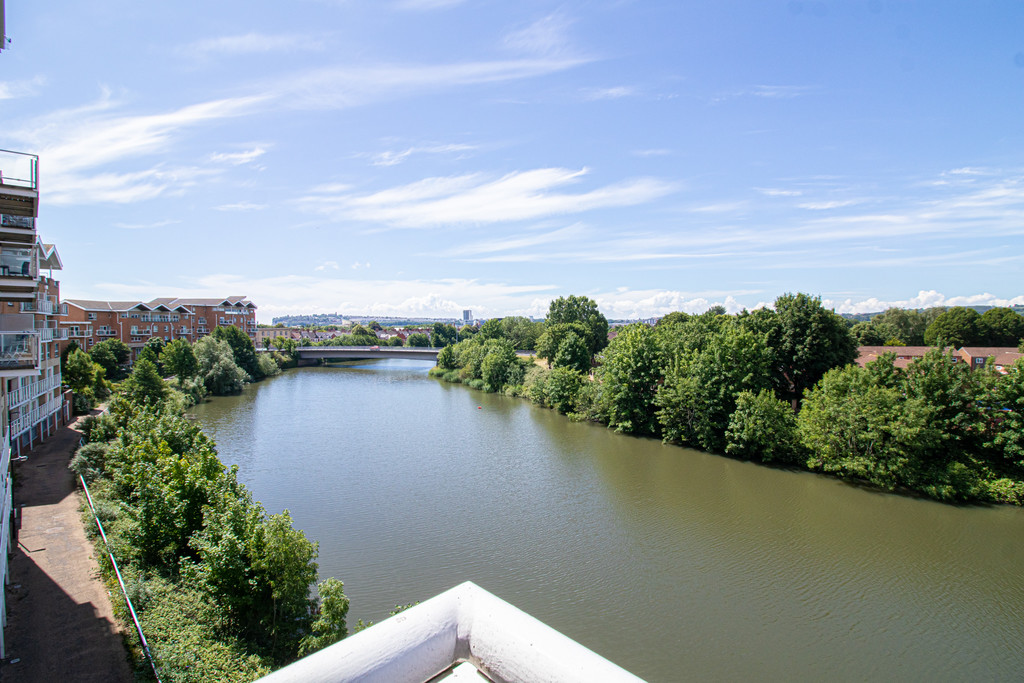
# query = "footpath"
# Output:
<box><xmin>1</xmin><ymin>418</ymin><xmax>132</xmax><ymax>683</ymax></box>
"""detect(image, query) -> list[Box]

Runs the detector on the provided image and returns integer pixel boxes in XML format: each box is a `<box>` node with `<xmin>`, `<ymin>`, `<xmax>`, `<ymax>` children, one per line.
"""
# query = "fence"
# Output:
<box><xmin>79</xmin><ymin>472</ymin><xmax>162</xmax><ymax>682</ymax></box>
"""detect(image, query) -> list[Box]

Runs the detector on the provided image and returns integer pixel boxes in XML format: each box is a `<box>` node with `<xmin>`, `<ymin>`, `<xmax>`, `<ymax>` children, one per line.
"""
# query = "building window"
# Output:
<box><xmin>87</xmin><ymin>312</ymin><xmax>96</xmax><ymax>320</ymax></box>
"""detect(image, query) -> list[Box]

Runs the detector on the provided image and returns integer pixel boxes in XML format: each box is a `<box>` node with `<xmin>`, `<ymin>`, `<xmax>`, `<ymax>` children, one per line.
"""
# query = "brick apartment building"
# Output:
<box><xmin>0</xmin><ymin>149</ymin><xmax>75</xmax><ymax>652</ymax></box>
<box><xmin>61</xmin><ymin>296</ymin><xmax>257</xmax><ymax>358</ymax></box>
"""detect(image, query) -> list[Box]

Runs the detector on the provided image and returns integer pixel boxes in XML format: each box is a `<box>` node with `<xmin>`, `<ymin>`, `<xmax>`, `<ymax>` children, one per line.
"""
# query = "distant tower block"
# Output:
<box><xmin>463</xmin><ymin>309</ymin><xmax>472</xmax><ymax>323</ymax></box>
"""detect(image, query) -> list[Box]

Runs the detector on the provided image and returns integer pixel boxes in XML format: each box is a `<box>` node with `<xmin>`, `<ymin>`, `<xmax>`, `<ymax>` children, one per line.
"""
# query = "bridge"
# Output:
<box><xmin>293</xmin><ymin>346</ymin><xmax>441</xmax><ymax>362</ymax></box>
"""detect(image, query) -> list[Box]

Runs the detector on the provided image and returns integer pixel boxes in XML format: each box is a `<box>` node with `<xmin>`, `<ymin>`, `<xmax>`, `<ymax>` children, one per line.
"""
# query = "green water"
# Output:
<box><xmin>190</xmin><ymin>362</ymin><xmax>1024</xmax><ymax>682</ymax></box>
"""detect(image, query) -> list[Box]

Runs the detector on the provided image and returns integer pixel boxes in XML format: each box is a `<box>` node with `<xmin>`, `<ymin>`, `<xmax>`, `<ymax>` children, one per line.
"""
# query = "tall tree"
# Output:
<box><xmin>597</xmin><ymin>323</ymin><xmax>662</xmax><ymax>435</ymax></box>
<box><xmin>547</xmin><ymin>295</ymin><xmax>609</xmax><ymax>356</ymax></box>
<box><xmin>757</xmin><ymin>293</ymin><xmax>858</xmax><ymax>406</ymax></box>
<box><xmin>923</xmin><ymin>307</ymin><xmax>981</xmax><ymax>347</ymax></box>
<box><xmin>979</xmin><ymin>307</ymin><xmax>1024</xmax><ymax>346</ymax></box>
<box><xmin>162</xmin><ymin>338</ymin><xmax>199</xmax><ymax>378</ymax></box>
<box><xmin>213</xmin><ymin>325</ymin><xmax>262</xmax><ymax>379</ymax></box>
<box><xmin>430</xmin><ymin>323</ymin><xmax>458</xmax><ymax>348</ymax></box>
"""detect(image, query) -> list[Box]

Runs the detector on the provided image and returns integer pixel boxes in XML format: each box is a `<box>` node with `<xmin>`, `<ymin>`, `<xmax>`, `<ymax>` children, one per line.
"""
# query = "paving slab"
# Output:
<box><xmin>1</xmin><ymin>418</ymin><xmax>133</xmax><ymax>683</ymax></box>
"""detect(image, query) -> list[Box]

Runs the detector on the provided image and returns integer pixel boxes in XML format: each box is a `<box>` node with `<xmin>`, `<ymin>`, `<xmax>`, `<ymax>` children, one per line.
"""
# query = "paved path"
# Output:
<box><xmin>1</xmin><ymin>419</ymin><xmax>132</xmax><ymax>683</ymax></box>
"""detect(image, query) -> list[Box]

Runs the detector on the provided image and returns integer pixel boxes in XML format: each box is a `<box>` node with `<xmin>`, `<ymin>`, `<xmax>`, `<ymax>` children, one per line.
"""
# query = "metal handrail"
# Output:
<box><xmin>79</xmin><ymin>474</ymin><xmax>162</xmax><ymax>682</ymax></box>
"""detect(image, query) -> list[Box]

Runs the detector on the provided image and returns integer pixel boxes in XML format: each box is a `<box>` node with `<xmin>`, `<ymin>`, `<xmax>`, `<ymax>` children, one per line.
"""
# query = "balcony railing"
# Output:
<box><xmin>0</xmin><ymin>251</ymin><xmax>33</xmax><ymax>279</ymax></box>
<box><xmin>0</xmin><ymin>331</ymin><xmax>39</xmax><ymax>371</ymax></box>
<box><xmin>37</xmin><ymin>327</ymin><xmax>67</xmax><ymax>341</ymax></box>
<box><xmin>8</xmin><ymin>373</ymin><xmax>63</xmax><ymax>407</ymax></box>
<box><xmin>10</xmin><ymin>396</ymin><xmax>64</xmax><ymax>438</ymax></box>
<box><xmin>97</xmin><ymin>329</ymin><xmax>116</xmax><ymax>337</ymax></box>
<box><xmin>21</xmin><ymin>299</ymin><xmax>63</xmax><ymax>315</ymax></box>
<box><xmin>0</xmin><ymin>214</ymin><xmax>34</xmax><ymax>229</ymax></box>
<box><xmin>0</xmin><ymin>150</ymin><xmax>39</xmax><ymax>190</ymax></box>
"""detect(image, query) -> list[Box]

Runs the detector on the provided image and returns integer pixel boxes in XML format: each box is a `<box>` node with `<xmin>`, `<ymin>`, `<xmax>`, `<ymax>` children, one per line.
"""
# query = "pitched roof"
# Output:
<box><xmin>64</xmin><ymin>299</ymin><xmax>145</xmax><ymax>312</ymax></box>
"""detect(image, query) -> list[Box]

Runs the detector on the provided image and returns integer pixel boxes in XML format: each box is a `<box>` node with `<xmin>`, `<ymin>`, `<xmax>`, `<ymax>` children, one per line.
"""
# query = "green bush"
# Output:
<box><xmin>69</xmin><ymin>442</ymin><xmax>110</xmax><ymax>483</ymax></box>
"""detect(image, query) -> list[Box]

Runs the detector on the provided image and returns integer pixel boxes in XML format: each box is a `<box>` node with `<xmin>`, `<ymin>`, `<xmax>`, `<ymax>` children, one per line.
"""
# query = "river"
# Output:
<box><xmin>189</xmin><ymin>361</ymin><xmax>1024</xmax><ymax>682</ymax></box>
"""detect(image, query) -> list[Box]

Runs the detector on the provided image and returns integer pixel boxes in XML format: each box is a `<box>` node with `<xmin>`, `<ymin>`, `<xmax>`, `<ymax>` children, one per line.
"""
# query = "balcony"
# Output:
<box><xmin>0</xmin><ymin>151</ymin><xmax>39</xmax><ymax>229</ymax></box>
<box><xmin>20</xmin><ymin>299</ymin><xmax>63</xmax><ymax>315</ymax></box>
<box><xmin>0</xmin><ymin>331</ymin><xmax>39</xmax><ymax>373</ymax></box>
<box><xmin>8</xmin><ymin>373</ymin><xmax>63</xmax><ymax>407</ymax></box>
<box><xmin>0</xmin><ymin>247</ymin><xmax>34</xmax><ymax>279</ymax></box>
<box><xmin>97</xmin><ymin>329</ymin><xmax>116</xmax><ymax>337</ymax></box>
<box><xmin>37</xmin><ymin>326</ymin><xmax>67</xmax><ymax>341</ymax></box>
<box><xmin>10</xmin><ymin>396</ymin><xmax>64</xmax><ymax>438</ymax></box>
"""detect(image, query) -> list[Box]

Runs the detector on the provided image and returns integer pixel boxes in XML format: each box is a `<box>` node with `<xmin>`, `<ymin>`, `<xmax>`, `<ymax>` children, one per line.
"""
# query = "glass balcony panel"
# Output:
<box><xmin>0</xmin><ymin>332</ymin><xmax>39</xmax><ymax>370</ymax></box>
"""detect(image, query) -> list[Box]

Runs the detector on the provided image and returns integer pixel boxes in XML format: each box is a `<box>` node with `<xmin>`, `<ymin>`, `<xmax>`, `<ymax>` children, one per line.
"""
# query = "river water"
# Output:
<box><xmin>189</xmin><ymin>361</ymin><xmax>1024</xmax><ymax>682</ymax></box>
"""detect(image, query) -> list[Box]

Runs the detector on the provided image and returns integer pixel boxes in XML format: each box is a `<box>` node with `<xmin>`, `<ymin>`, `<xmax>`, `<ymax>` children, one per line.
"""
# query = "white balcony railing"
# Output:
<box><xmin>8</xmin><ymin>373</ymin><xmax>62</xmax><ymax>407</ymax></box>
<box><xmin>10</xmin><ymin>396</ymin><xmax>64</xmax><ymax>437</ymax></box>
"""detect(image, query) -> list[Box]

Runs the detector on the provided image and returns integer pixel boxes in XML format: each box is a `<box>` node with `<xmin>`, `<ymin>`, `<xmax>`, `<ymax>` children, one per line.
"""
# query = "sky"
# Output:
<box><xmin>2</xmin><ymin>0</ymin><xmax>1023</xmax><ymax>323</ymax></box>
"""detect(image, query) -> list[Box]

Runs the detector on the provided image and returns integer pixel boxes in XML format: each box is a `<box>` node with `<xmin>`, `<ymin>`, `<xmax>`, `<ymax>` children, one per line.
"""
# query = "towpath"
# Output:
<box><xmin>1</xmin><ymin>417</ymin><xmax>132</xmax><ymax>683</ymax></box>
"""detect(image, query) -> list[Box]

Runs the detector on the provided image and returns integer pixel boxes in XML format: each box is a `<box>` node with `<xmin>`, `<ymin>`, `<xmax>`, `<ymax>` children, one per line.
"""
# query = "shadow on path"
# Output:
<box><xmin>1</xmin><ymin>421</ymin><xmax>133</xmax><ymax>683</ymax></box>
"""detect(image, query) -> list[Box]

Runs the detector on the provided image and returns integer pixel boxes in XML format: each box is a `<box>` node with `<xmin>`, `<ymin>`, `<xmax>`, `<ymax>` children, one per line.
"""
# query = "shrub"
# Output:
<box><xmin>69</xmin><ymin>442</ymin><xmax>111</xmax><ymax>483</ymax></box>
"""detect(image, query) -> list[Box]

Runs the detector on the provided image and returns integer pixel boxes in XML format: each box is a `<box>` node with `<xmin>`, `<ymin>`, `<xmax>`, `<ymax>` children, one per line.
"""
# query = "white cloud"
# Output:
<box><xmin>215</xmin><ymin>202</ymin><xmax>267</xmax><ymax>211</ymax></box>
<box><xmin>369</xmin><ymin>143</ymin><xmax>477</xmax><ymax>167</ymax></box>
<box><xmin>185</xmin><ymin>33</ymin><xmax>327</xmax><ymax>58</ymax></box>
<box><xmin>315</xmin><ymin>261</ymin><xmax>340</xmax><ymax>271</ymax></box>
<box><xmin>756</xmin><ymin>187</ymin><xmax>803</xmax><ymax>197</ymax></box>
<box><xmin>210</xmin><ymin>147</ymin><xmax>267</xmax><ymax>166</ymax></box>
<box><xmin>797</xmin><ymin>199</ymin><xmax>861</xmax><ymax>210</ymax></box>
<box><xmin>300</xmin><ymin>167</ymin><xmax>676</xmax><ymax>227</ymax></box>
<box><xmin>582</xmin><ymin>86</ymin><xmax>636</xmax><ymax>100</ymax></box>
<box><xmin>114</xmin><ymin>219</ymin><xmax>181</xmax><ymax>230</ymax></box>
<box><xmin>824</xmin><ymin>290</ymin><xmax>1024</xmax><ymax>315</ymax></box>
<box><xmin>503</xmin><ymin>13</ymin><xmax>577</xmax><ymax>58</ymax></box>
<box><xmin>0</xmin><ymin>76</ymin><xmax>46</xmax><ymax>100</ymax></box>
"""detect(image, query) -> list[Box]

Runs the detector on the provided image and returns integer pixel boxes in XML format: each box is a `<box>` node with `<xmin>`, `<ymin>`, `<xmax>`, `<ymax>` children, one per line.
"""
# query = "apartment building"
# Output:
<box><xmin>62</xmin><ymin>296</ymin><xmax>257</xmax><ymax>358</ymax></box>
<box><xmin>0</xmin><ymin>149</ymin><xmax>72</xmax><ymax>655</ymax></box>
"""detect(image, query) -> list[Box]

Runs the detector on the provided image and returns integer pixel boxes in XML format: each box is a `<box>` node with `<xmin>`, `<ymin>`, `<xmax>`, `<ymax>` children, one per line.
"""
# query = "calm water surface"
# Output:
<box><xmin>190</xmin><ymin>362</ymin><xmax>1024</xmax><ymax>682</ymax></box>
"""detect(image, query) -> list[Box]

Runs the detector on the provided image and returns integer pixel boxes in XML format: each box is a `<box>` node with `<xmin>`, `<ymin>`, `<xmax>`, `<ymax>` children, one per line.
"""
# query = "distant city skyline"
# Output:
<box><xmin>2</xmin><ymin>1</ymin><xmax>1023</xmax><ymax>323</ymax></box>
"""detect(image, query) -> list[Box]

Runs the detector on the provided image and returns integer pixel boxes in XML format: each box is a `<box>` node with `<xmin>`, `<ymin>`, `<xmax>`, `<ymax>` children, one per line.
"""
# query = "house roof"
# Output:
<box><xmin>958</xmin><ymin>347</ymin><xmax>1023</xmax><ymax>365</ymax></box>
<box><xmin>65</xmin><ymin>299</ymin><xmax>145</xmax><ymax>312</ymax></box>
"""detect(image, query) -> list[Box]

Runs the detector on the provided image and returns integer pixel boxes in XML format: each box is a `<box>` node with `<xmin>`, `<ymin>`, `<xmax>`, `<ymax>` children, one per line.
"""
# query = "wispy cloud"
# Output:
<box><xmin>582</xmin><ymin>86</ymin><xmax>637</xmax><ymax>100</ymax></box>
<box><xmin>315</xmin><ymin>261</ymin><xmax>340</xmax><ymax>271</ymax></box>
<box><xmin>210</xmin><ymin>147</ymin><xmax>267</xmax><ymax>166</ymax></box>
<box><xmin>756</xmin><ymin>187</ymin><xmax>803</xmax><ymax>197</ymax></box>
<box><xmin>299</xmin><ymin>167</ymin><xmax>677</xmax><ymax>227</ymax></box>
<box><xmin>369</xmin><ymin>143</ymin><xmax>476</xmax><ymax>167</ymax></box>
<box><xmin>394</xmin><ymin>0</ymin><xmax>468</xmax><ymax>10</ymax></box>
<box><xmin>114</xmin><ymin>219</ymin><xmax>181</xmax><ymax>230</ymax></box>
<box><xmin>215</xmin><ymin>202</ymin><xmax>267</xmax><ymax>211</ymax></box>
<box><xmin>440</xmin><ymin>223</ymin><xmax>587</xmax><ymax>257</ymax></box>
<box><xmin>503</xmin><ymin>13</ymin><xmax>577</xmax><ymax>58</ymax></box>
<box><xmin>184</xmin><ymin>32</ymin><xmax>328</xmax><ymax>58</ymax></box>
<box><xmin>0</xmin><ymin>76</ymin><xmax>46</xmax><ymax>100</ymax></box>
<box><xmin>797</xmin><ymin>199</ymin><xmax>862</xmax><ymax>210</ymax></box>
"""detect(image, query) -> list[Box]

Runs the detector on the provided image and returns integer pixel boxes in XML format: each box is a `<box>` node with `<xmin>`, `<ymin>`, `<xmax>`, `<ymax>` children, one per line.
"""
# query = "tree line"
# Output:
<box><xmin>63</xmin><ymin>325</ymin><xmax>294</xmax><ymax>414</ymax></box>
<box><xmin>70</xmin><ymin>353</ymin><xmax>347</xmax><ymax>681</ymax></box>
<box><xmin>430</xmin><ymin>294</ymin><xmax>1024</xmax><ymax>505</ymax></box>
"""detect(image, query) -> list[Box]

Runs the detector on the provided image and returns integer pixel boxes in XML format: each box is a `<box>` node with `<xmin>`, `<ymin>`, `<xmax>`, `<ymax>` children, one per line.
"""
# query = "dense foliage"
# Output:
<box><xmin>73</xmin><ymin>374</ymin><xmax>348</xmax><ymax>680</ymax></box>
<box><xmin>431</xmin><ymin>294</ymin><xmax>1024</xmax><ymax>505</ymax></box>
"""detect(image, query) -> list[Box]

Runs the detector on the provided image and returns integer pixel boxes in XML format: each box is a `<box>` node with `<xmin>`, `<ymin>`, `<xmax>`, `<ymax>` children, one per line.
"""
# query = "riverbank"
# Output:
<box><xmin>1</xmin><ymin>415</ymin><xmax>132</xmax><ymax>683</ymax></box>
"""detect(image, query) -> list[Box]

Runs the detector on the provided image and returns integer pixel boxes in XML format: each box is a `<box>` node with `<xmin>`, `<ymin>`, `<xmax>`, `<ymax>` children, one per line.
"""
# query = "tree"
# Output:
<box><xmin>162</xmin><ymin>338</ymin><xmax>199</xmax><ymax>378</ymax></box>
<box><xmin>725</xmin><ymin>389</ymin><xmax>802</xmax><ymax>463</ymax></box>
<box><xmin>195</xmin><ymin>336</ymin><xmax>249</xmax><ymax>395</ymax></box>
<box><xmin>214</xmin><ymin>325</ymin><xmax>262</xmax><ymax>379</ymax></box>
<box><xmin>544</xmin><ymin>367</ymin><xmax>586</xmax><ymax>415</ymax></box>
<box><xmin>547</xmin><ymin>295</ymin><xmax>609</xmax><ymax>356</ymax></box>
<box><xmin>298</xmin><ymin>578</ymin><xmax>350</xmax><ymax>657</ymax></box>
<box><xmin>535</xmin><ymin>322</ymin><xmax>589</xmax><ymax>364</ymax></box>
<box><xmin>405</xmin><ymin>333</ymin><xmax>430</xmax><ymax>347</ymax></box>
<box><xmin>596</xmin><ymin>323</ymin><xmax>662</xmax><ymax>435</ymax></box>
<box><xmin>65</xmin><ymin>348</ymin><xmax>98</xmax><ymax>394</ymax></box>
<box><xmin>122</xmin><ymin>358</ymin><xmax>168</xmax><ymax>406</ymax></box>
<box><xmin>870</xmin><ymin>308</ymin><xmax>928</xmax><ymax>345</ymax></box>
<box><xmin>500</xmin><ymin>316</ymin><xmax>543</xmax><ymax>351</ymax></box>
<box><xmin>552</xmin><ymin>331</ymin><xmax>590</xmax><ymax>373</ymax></box>
<box><xmin>924</xmin><ymin>307</ymin><xmax>981</xmax><ymax>347</ymax></box>
<box><xmin>756</xmin><ymin>293</ymin><xmax>858</xmax><ymax>407</ymax></box>
<box><xmin>90</xmin><ymin>338</ymin><xmax>131</xmax><ymax>380</ymax></box>
<box><xmin>430</xmin><ymin>323</ymin><xmax>457</xmax><ymax>348</ymax></box>
<box><xmin>436</xmin><ymin>345</ymin><xmax>457</xmax><ymax>370</ymax></box>
<box><xmin>655</xmin><ymin>325</ymin><xmax>774</xmax><ymax>452</ymax></box>
<box><xmin>979</xmin><ymin>307</ymin><xmax>1024</xmax><ymax>346</ymax></box>
<box><xmin>480</xmin><ymin>339</ymin><xmax>523</xmax><ymax>391</ymax></box>
<box><xmin>477</xmin><ymin>319</ymin><xmax>504</xmax><ymax>341</ymax></box>
<box><xmin>60</xmin><ymin>339</ymin><xmax>81</xmax><ymax>374</ymax></box>
<box><xmin>458</xmin><ymin>325</ymin><xmax>478</xmax><ymax>339</ymax></box>
<box><xmin>798</xmin><ymin>364</ymin><xmax>939</xmax><ymax>490</ymax></box>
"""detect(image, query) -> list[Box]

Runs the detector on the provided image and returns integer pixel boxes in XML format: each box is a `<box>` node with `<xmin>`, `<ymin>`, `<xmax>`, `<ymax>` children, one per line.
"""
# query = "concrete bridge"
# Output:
<box><xmin>294</xmin><ymin>346</ymin><xmax>441</xmax><ymax>362</ymax></box>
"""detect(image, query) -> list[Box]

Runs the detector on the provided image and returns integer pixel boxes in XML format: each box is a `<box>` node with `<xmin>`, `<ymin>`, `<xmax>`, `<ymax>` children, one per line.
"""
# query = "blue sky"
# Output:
<box><xmin>2</xmin><ymin>0</ymin><xmax>1023</xmax><ymax>322</ymax></box>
